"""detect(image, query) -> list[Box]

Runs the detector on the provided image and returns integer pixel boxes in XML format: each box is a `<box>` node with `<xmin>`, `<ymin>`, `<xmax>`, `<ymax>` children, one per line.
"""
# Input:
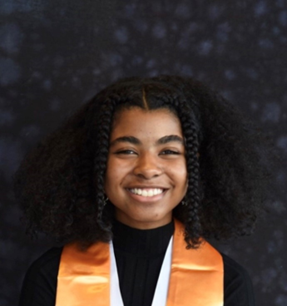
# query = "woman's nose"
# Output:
<box><xmin>133</xmin><ymin>153</ymin><xmax>162</xmax><ymax>179</ymax></box>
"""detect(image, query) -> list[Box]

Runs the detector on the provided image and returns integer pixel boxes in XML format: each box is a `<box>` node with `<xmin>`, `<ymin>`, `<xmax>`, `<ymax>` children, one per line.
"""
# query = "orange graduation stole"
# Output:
<box><xmin>56</xmin><ymin>219</ymin><xmax>223</xmax><ymax>305</ymax></box>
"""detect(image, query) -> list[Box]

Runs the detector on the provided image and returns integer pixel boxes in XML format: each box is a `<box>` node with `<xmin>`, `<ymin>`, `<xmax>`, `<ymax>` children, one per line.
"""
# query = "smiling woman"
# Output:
<box><xmin>105</xmin><ymin>108</ymin><xmax>187</xmax><ymax>229</ymax></box>
<box><xmin>14</xmin><ymin>76</ymin><xmax>272</xmax><ymax>306</ymax></box>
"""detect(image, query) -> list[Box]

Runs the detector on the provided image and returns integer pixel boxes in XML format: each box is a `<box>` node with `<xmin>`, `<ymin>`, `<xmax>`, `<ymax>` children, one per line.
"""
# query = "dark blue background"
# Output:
<box><xmin>0</xmin><ymin>1</ymin><xmax>286</xmax><ymax>305</ymax></box>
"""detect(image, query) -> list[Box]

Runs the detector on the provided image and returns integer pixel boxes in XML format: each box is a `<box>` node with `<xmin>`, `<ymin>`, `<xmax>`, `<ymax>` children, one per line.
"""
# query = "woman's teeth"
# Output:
<box><xmin>129</xmin><ymin>188</ymin><xmax>164</xmax><ymax>197</ymax></box>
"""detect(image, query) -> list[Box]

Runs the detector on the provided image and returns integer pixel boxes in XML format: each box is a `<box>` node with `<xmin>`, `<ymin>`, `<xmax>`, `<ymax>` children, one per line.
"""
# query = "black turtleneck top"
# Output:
<box><xmin>113</xmin><ymin>220</ymin><xmax>174</xmax><ymax>306</ymax></box>
<box><xmin>19</xmin><ymin>221</ymin><xmax>255</xmax><ymax>306</ymax></box>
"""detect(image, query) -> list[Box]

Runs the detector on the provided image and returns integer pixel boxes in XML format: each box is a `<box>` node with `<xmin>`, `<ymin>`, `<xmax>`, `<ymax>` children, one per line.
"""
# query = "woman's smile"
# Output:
<box><xmin>104</xmin><ymin>107</ymin><xmax>188</xmax><ymax>229</ymax></box>
<box><xmin>126</xmin><ymin>187</ymin><xmax>167</xmax><ymax>202</ymax></box>
<box><xmin>129</xmin><ymin>187</ymin><xmax>165</xmax><ymax>197</ymax></box>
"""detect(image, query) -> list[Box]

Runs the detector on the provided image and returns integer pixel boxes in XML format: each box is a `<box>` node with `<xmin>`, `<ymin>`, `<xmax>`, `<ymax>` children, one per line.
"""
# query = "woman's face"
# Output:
<box><xmin>104</xmin><ymin>107</ymin><xmax>187</xmax><ymax>229</ymax></box>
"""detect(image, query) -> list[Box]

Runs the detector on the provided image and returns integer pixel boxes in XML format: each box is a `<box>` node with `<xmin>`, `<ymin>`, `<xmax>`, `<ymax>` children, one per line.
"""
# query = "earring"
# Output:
<box><xmin>181</xmin><ymin>199</ymin><xmax>188</xmax><ymax>206</ymax></box>
<box><xmin>104</xmin><ymin>197</ymin><xmax>109</xmax><ymax>206</ymax></box>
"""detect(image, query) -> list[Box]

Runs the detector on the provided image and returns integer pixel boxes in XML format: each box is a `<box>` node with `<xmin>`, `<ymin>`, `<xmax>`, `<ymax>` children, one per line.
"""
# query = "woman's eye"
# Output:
<box><xmin>160</xmin><ymin>150</ymin><xmax>180</xmax><ymax>155</ymax></box>
<box><xmin>115</xmin><ymin>150</ymin><xmax>137</xmax><ymax>155</ymax></box>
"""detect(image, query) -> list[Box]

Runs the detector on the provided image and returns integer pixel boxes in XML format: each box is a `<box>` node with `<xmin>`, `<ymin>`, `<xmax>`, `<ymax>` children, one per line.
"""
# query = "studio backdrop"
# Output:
<box><xmin>0</xmin><ymin>1</ymin><xmax>286</xmax><ymax>305</ymax></box>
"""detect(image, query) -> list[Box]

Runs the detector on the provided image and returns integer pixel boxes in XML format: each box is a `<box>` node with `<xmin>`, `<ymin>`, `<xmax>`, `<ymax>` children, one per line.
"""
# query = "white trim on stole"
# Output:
<box><xmin>110</xmin><ymin>237</ymin><xmax>173</xmax><ymax>306</ymax></box>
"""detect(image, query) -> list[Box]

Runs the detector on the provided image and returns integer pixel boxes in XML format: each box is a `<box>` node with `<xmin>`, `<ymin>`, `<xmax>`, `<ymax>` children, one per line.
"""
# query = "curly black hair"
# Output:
<box><xmin>14</xmin><ymin>76</ymin><xmax>272</xmax><ymax>248</ymax></box>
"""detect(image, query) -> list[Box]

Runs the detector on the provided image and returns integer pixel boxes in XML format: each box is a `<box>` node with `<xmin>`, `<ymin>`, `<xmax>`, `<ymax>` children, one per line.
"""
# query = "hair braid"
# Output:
<box><xmin>182</xmin><ymin>120</ymin><xmax>202</xmax><ymax>248</ymax></box>
<box><xmin>91</xmin><ymin>98</ymin><xmax>117</xmax><ymax>233</ymax></box>
<box><xmin>173</xmin><ymin>96</ymin><xmax>202</xmax><ymax>248</ymax></box>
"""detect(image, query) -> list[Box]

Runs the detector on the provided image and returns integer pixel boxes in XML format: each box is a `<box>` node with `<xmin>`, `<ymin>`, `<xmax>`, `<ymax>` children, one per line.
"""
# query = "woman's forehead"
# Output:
<box><xmin>110</xmin><ymin>107</ymin><xmax>183</xmax><ymax>141</ymax></box>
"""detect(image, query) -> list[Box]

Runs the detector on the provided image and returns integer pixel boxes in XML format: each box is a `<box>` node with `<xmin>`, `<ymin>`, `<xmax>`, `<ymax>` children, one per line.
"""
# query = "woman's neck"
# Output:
<box><xmin>112</xmin><ymin>219</ymin><xmax>174</xmax><ymax>256</ymax></box>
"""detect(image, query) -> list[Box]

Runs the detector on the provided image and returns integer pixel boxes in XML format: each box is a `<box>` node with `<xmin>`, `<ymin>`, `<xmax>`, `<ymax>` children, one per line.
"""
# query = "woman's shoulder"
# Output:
<box><xmin>19</xmin><ymin>248</ymin><xmax>63</xmax><ymax>306</ymax></box>
<box><xmin>221</xmin><ymin>253</ymin><xmax>255</xmax><ymax>306</ymax></box>
<box><xmin>25</xmin><ymin>247</ymin><xmax>63</xmax><ymax>276</ymax></box>
<box><xmin>222</xmin><ymin>252</ymin><xmax>251</xmax><ymax>278</ymax></box>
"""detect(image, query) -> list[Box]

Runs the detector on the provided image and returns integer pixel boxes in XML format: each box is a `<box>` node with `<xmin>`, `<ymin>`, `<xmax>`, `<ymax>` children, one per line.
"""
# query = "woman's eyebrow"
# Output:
<box><xmin>157</xmin><ymin>135</ymin><xmax>184</xmax><ymax>145</ymax></box>
<box><xmin>110</xmin><ymin>136</ymin><xmax>140</xmax><ymax>147</ymax></box>
<box><xmin>110</xmin><ymin>135</ymin><xmax>184</xmax><ymax>147</ymax></box>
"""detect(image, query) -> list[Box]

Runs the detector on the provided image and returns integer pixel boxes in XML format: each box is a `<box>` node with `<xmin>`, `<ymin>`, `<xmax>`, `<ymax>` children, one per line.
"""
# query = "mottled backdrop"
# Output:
<box><xmin>0</xmin><ymin>0</ymin><xmax>286</xmax><ymax>305</ymax></box>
